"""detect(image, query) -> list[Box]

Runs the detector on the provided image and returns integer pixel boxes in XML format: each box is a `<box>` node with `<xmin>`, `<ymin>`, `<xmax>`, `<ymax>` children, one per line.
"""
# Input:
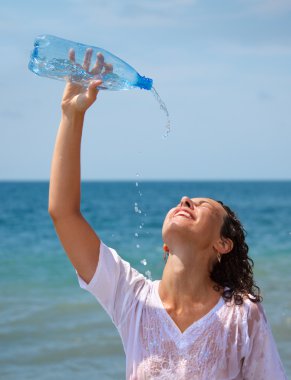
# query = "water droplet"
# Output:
<box><xmin>139</xmin><ymin>224</ymin><xmax>143</xmax><ymax>229</ymax></box>
<box><xmin>140</xmin><ymin>259</ymin><xmax>147</xmax><ymax>266</ymax></box>
<box><xmin>145</xmin><ymin>270</ymin><xmax>152</xmax><ymax>280</ymax></box>
<box><xmin>136</xmin><ymin>182</ymin><xmax>139</xmax><ymax>187</ymax></box>
<box><xmin>134</xmin><ymin>232</ymin><xmax>139</xmax><ymax>237</ymax></box>
<box><xmin>136</xmin><ymin>244</ymin><xmax>140</xmax><ymax>249</ymax></box>
<box><xmin>134</xmin><ymin>201</ymin><xmax>142</xmax><ymax>213</ymax></box>
<box><xmin>136</xmin><ymin>173</ymin><xmax>140</xmax><ymax>178</ymax></box>
<box><xmin>163</xmin><ymin>121</ymin><xmax>171</xmax><ymax>139</ymax></box>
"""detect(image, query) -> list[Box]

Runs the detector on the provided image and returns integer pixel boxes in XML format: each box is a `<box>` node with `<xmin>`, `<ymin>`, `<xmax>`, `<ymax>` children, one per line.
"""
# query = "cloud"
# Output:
<box><xmin>218</xmin><ymin>43</ymin><xmax>291</xmax><ymax>56</ymax></box>
<box><xmin>66</xmin><ymin>0</ymin><xmax>198</xmax><ymax>28</ymax></box>
<box><xmin>250</xmin><ymin>0</ymin><xmax>291</xmax><ymax>14</ymax></box>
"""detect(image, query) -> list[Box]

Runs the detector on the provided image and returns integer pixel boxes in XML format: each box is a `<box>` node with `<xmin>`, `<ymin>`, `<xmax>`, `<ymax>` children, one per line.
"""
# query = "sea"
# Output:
<box><xmin>0</xmin><ymin>181</ymin><xmax>290</xmax><ymax>379</ymax></box>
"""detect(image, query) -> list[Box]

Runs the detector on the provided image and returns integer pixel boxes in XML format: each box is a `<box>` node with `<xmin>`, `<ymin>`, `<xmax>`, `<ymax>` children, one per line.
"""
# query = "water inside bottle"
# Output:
<box><xmin>31</xmin><ymin>57</ymin><xmax>135</xmax><ymax>90</ymax></box>
<box><xmin>30</xmin><ymin>57</ymin><xmax>91</xmax><ymax>83</ymax></box>
<box><xmin>151</xmin><ymin>87</ymin><xmax>171</xmax><ymax>138</ymax></box>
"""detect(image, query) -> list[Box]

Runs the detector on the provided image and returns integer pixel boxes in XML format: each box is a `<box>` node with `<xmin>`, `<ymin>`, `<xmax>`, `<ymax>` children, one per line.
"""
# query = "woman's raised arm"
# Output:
<box><xmin>48</xmin><ymin>49</ymin><xmax>104</xmax><ymax>284</ymax></box>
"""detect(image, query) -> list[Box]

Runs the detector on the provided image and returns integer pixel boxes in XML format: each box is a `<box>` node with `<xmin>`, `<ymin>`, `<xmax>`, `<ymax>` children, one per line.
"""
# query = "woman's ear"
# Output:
<box><xmin>214</xmin><ymin>237</ymin><xmax>233</xmax><ymax>255</ymax></box>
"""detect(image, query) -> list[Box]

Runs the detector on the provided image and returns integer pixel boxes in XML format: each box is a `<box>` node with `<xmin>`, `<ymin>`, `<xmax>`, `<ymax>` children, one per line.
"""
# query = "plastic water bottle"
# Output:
<box><xmin>28</xmin><ymin>35</ymin><xmax>153</xmax><ymax>91</ymax></box>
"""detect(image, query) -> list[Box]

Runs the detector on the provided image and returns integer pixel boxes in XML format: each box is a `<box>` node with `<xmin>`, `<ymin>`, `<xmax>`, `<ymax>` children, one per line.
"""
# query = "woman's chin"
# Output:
<box><xmin>162</xmin><ymin>220</ymin><xmax>194</xmax><ymax>241</ymax></box>
<box><xmin>169</xmin><ymin>217</ymin><xmax>194</xmax><ymax>230</ymax></box>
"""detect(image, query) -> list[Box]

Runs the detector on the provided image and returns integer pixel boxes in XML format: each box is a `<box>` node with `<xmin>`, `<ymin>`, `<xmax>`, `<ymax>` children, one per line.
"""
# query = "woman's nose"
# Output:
<box><xmin>180</xmin><ymin>196</ymin><xmax>194</xmax><ymax>209</ymax></box>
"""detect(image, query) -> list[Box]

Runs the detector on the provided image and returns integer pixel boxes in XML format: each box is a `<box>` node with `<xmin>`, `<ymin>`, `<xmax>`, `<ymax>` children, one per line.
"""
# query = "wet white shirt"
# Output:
<box><xmin>77</xmin><ymin>241</ymin><xmax>287</xmax><ymax>380</ymax></box>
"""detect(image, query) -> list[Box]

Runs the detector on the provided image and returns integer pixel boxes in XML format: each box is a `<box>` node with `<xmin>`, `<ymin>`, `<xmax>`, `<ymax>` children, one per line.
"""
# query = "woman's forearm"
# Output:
<box><xmin>48</xmin><ymin>110</ymin><xmax>85</xmax><ymax>219</ymax></box>
<box><xmin>48</xmin><ymin>53</ymin><xmax>101</xmax><ymax>219</ymax></box>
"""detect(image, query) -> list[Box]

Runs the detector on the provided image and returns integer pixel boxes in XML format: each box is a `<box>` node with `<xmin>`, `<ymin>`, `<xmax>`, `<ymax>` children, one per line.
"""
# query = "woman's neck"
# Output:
<box><xmin>159</xmin><ymin>248</ymin><xmax>219</xmax><ymax>311</ymax></box>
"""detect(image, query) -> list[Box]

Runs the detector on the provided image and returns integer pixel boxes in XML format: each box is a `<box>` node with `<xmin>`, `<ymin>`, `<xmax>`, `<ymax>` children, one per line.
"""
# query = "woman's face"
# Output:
<box><xmin>162</xmin><ymin>196</ymin><xmax>227</xmax><ymax>251</ymax></box>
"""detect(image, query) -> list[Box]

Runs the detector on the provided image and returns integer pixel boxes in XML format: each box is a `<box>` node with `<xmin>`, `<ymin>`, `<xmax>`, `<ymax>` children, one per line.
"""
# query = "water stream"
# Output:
<box><xmin>151</xmin><ymin>87</ymin><xmax>171</xmax><ymax>138</ymax></box>
<box><xmin>133</xmin><ymin>88</ymin><xmax>170</xmax><ymax>279</ymax></box>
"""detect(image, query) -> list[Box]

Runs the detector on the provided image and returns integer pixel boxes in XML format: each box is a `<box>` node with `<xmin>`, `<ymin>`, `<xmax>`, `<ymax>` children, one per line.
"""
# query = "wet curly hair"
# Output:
<box><xmin>210</xmin><ymin>201</ymin><xmax>262</xmax><ymax>305</ymax></box>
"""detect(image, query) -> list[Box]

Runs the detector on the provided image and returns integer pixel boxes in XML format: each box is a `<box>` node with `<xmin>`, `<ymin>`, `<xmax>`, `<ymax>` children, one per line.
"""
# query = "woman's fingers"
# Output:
<box><xmin>83</xmin><ymin>48</ymin><xmax>93</xmax><ymax>71</ymax></box>
<box><xmin>69</xmin><ymin>48</ymin><xmax>75</xmax><ymax>62</ymax></box>
<box><xmin>66</xmin><ymin>49</ymin><xmax>79</xmax><ymax>85</ymax></box>
<box><xmin>91</xmin><ymin>52</ymin><xmax>104</xmax><ymax>75</ymax></box>
<box><xmin>103</xmin><ymin>63</ymin><xmax>113</xmax><ymax>75</ymax></box>
<box><xmin>87</xmin><ymin>80</ymin><xmax>103</xmax><ymax>99</ymax></box>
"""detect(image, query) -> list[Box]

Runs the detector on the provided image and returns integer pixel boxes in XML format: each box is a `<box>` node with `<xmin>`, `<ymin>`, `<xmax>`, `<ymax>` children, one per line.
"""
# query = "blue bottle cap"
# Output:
<box><xmin>136</xmin><ymin>75</ymin><xmax>153</xmax><ymax>90</ymax></box>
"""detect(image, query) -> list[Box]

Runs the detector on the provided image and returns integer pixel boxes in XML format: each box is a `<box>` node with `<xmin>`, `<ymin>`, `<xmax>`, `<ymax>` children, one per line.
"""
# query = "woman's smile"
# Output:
<box><xmin>173</xmin><ymin>208</ymin><xmax>195</xmax><ymax>220</ymax></box>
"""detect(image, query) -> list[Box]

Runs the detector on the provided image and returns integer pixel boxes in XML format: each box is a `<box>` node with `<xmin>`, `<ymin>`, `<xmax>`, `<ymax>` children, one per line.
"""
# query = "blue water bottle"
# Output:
<box><xmin>28</xmin><ymin>35</ymin><xmax>153</xmax><ymax>91</ymax></box>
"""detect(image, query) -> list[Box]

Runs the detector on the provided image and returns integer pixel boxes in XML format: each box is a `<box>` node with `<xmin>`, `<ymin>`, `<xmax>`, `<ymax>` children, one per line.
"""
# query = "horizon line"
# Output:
<box><xmin>1</xmin><ymin>178</ymin><xmax>291</xmax><ymax>183</ymax></box>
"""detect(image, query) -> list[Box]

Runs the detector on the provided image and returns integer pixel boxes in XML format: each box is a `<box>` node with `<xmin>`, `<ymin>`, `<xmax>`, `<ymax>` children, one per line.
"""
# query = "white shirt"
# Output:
<box><xmin>77</xmin><ymin>241</ymin><xmax>287</xmax><ymax>380</ymax></box>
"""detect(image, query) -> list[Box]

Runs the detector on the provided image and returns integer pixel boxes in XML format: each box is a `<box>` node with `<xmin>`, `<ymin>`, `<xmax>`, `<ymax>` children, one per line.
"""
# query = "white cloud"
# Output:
<box><xmin>235</xmin><ymin>0</ymin><xmax>291</xmax><ymax>15</ymax></box>
<box><xmin>252</xmin><ymin>0</ymin><xmax>291</xmax><ymax>14</ymax></box>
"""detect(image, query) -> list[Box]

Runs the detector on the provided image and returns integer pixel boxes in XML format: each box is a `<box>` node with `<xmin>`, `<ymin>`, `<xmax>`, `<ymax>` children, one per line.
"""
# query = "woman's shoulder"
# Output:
<box><xmin>220</xmin><ymin>292</ymin><xmax>266</xmax><ymax>322</ymax></box>
<box><xmin>243</xmin><ymin>296</ymin><xmax>267</xmax><ymax>323</ymax></box>
<box><xmin>216</xmin><ymin>296</ymin><xmax>268</xmax><ymax>344</ymax></box>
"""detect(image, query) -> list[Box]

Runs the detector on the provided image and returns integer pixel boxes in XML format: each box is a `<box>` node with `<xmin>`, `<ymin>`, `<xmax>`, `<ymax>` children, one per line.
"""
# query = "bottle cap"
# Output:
<box><xmin>136</xmin><ymin>75</ymin><xmax>153</xmax><ymax>90</ymax></box>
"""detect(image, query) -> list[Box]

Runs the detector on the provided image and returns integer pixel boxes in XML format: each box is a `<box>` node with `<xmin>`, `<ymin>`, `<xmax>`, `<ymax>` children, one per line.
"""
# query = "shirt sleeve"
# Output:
<box><xmin>76</xmin><ymin>241</ymin><xmax>149</xmax><ymax>328</ymax></box>
<box><xmin>242</xmin><ymin>301</ymin><xmax>287</xmax><ymax>380</ymax></box>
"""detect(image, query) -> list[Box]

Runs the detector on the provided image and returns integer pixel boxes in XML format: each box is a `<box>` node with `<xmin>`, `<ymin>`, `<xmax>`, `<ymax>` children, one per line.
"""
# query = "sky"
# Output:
<box><xmin>0</xmin><ymin>0</ymin><xmax>291</xmax><ymax>180</ymax></box>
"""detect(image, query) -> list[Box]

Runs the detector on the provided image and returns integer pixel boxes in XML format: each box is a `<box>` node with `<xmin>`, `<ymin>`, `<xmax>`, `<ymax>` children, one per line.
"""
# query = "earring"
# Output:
<box><xmin>163</xmin><ymin>243</ymin><xmax>169</xmax><ymax>262</ymax></box>
<box><xmin>217</xmin><ymin>252</ymin><xmax>221</xmax><ymax>263</ymax></box>
<box><xmin>163</xmin><ymin>243</ymin><xmax>169</xmax><ymax>253</ymax></box>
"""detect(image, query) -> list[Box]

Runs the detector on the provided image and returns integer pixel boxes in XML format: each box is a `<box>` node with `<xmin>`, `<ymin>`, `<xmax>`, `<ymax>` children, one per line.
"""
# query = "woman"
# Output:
<box><xmin>48</xmin><ymin>50</ymin><xmax>287</xmax><ymax>379</ymax></box>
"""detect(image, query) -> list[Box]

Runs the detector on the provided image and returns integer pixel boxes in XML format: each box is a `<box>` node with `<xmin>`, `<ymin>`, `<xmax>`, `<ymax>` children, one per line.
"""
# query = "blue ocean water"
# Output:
<box><xmin>0</xmin><ymin>181</ymin><xmax>290</xmax><ymax>379</ymax></box>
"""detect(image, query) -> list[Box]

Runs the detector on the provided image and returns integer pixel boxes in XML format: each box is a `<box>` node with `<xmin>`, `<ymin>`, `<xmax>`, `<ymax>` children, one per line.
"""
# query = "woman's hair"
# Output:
<box><xmin>210</xmin><ymin>201</ymin><xmax>262</xmax><ymax>305</ymax></box>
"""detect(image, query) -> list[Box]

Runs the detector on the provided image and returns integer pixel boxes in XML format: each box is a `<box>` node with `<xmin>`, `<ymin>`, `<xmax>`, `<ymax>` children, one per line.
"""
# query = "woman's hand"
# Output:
<box><xmin>61</xmin><ymin>48</ymin><xmax>112</xmax><ymax>115</ymax></box>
